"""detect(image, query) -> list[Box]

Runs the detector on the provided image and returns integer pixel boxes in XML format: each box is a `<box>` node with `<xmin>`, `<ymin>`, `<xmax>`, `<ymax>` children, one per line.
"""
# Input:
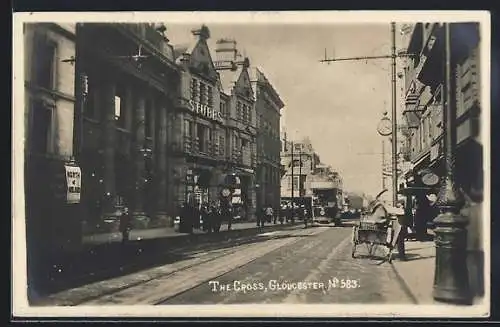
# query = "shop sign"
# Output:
<box><xmin>421</xmin><ymin>170</ymin><xmax>440</xmax><ymax>186</ymax></box>
<box><xmin>188</xmin><ymin>100</ymin><xmax>223</xmax><ymax>122</ymax></box>
<box><xmin>65</xmin><ymin>165</ymin><xmax>82</xmax><ymax>204</ymax></box>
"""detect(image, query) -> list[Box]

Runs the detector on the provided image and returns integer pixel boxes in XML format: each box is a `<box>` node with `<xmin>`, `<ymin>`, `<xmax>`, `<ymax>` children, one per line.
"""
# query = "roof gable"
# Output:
<box><xmin>233</xmin><ymin>67</ymin><xmax>254</xmax><ymax>99</ymax></box>
<box><xmin>188</xmin><ymin>39</ymin><xmax>218</xmax><ymax>81</ymax></box>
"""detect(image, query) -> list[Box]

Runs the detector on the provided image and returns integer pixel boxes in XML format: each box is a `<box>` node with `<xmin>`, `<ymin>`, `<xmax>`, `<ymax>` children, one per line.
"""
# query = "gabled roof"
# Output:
<box><xmin>218</xmin><ymin>66</ymin><xmax>243</xmax><ymax>95</ymax></box>
<box><xmin>249</xmin><ymin>67</ymin><xmax>285</xmax><ymax>108</ymax></box>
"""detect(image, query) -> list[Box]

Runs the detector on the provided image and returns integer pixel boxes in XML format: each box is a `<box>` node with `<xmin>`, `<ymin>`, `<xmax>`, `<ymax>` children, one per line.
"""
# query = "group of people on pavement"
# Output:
<box><xmin>256</xmin><ymin>203</ymin><xmax>312</xmax><ymax>229</ymax></box>
<box><xmin>178</xmin><ymin>200</ymin><xmax>234</xmax><ymax>234</ymax></box>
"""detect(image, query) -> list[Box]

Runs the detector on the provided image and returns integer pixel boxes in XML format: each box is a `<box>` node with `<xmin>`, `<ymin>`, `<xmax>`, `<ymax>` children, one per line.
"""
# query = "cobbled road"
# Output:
<box><xmin>160</xmin><ymin>225</ymin><xmax>413</xmax><ymax>305</ymax></box>
<box><xmin>38</xmin><ymin>224</ymin><xmax>414</xmax><ymax>306</ymax></box>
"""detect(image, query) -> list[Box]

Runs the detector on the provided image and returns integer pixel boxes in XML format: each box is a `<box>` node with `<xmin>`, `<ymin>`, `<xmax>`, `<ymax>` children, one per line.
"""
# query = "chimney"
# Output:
<box><xmin>215</xmin><ymin>38</ymin><xmax>238</xmax><ymax>63</ymax></box>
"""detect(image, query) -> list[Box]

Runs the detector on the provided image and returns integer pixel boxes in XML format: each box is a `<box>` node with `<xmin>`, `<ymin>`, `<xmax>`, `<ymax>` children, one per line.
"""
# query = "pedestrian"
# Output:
<box><xmin>119</xmin><ymin>206</ymin><xmax>131</xmax><ymax>244</ymax></box>
<box><xmin>300</xmin><ymin>205</ymin><xmax>308</xmax><ymax>228</ymax></box>
<box><xmin>179</xmin><ymin>202</ymin><xmax>194</xmax><ymax>234</ymax></box>
<box><xmin>265</xmin><ymin>205</ymin><xmax>274</xmax><ymax>224</ymax></box>
<box><xmin>395</xmin><ymin>198</ymin><xmax>408</xmax><ymax>261</ymax></box>
<box><xmin>200</xmin><ymin>203</ymin><xmax>210</xmax><ymax>232</ymax></box>
<box><xmin>256</xmin><ymin>206</ymin><xmax>265</xmax><ymax>229</ymax></box>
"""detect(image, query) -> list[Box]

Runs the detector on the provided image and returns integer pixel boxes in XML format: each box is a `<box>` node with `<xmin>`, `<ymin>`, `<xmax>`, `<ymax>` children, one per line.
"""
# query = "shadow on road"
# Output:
<box><xmin>32</xmin><ymin>228</ymin><xmax>314</xmax><ymax>297</ymax></box>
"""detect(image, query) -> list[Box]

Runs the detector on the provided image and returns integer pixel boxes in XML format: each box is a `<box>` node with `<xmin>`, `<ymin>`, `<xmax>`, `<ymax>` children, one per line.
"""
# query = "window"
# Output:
<box><xmin>184</xmin><ymin>120</ymin><xmax>192</xmax><ymax>137</ymax></box>
<box><xmin>197</xmin><ymin>124</ymin><xmax>205</xmax><ymax>152</ymax></box>
<box><xmin>293</xmin><ymin>176</ymin><xmax>299</xmax><ymax>190</ymax></box>
<box><xmin>207</xmin><ymin>85</ymin><xmax>213</xmax><ymax>107</ymax></box>
<box><xmin>292</xmin><ymin>159</ymin><xmax>301</xmax><ymax>167</ymax></box>
<box><xmin>35</xmin><ymin>36</ymin><xmax>57</xmax><ymax>90</ymax></box>
<box><xmin>220</xmin><ymin>101</ymin><xmax>226</xmax><ymax>116</ymax></box>
<box><xmin>219</xmin><ymin>135</ymin><xmax>225</xmax><ymax>156</ymax></box>
<box><xmin>200</xmin><ymin>82</ymin><xmax>206</xmax><ymax>105</ymax></box>
<box><xmin>242</xmin><ymin>139</ymin><xmax>248</xmax><ymax>148</ymax></box>
<box><xmin>31</xmin><ymin>101</ymin><xmax>53</xmax><ymax>154</ymax></box>
<box><xmin>248</xmin><ymin>105</ymin><xmax>252</xmax><ymax>124</ymax></box>
<box><xmin>190</xmin><ymin>78</ymin><xmax>199</xmax><ymax>101</ymax></box>
<box><xmin>236</xmin><ymin>101</ymin><xmax>242</xmax><ymax>121</ymax></box>
<box><xmin>145</xmin><ymin>100</ymin><xmax>153</xmax><ymax>138</ymax></box>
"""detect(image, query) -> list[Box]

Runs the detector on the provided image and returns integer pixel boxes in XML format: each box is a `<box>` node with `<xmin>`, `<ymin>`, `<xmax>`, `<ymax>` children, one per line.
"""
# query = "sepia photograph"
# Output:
<box><xmin>12</xmin><ymin>11</ymin><xmax>490</xmax><ymax>318</ymax></box>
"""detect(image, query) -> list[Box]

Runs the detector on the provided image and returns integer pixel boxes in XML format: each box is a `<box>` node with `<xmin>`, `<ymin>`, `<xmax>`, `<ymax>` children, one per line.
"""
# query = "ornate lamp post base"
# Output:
<box><xmin>433</xmin><ymin>210</ymin><xmax>471</xmax><ymax>304</ymax></box>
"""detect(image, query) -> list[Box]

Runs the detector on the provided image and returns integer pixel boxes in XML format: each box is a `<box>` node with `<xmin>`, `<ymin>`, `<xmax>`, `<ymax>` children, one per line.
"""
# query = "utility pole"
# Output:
<box><xmin>320</xmin><ymin>22</ymin><xmax>409</xmax><ymax>206</ymax></box>
<box><xmin>382</xmin><ymin>139</ymin><xmax>386</xmax><ymax>190</ymax></box>
<box><xmin>284</xmin><ymin>132</ymin><xmax>295</xmax><ymax>209</ymax></box>
<box><xmin>299</xmin><ymin>147</ymin><xmax>302</xmax><ymax>198</ymax></box>
<box><xmin>390</xmin><ymin>22</ymin><xmax>398</xmax><ymax>206</ymax></box>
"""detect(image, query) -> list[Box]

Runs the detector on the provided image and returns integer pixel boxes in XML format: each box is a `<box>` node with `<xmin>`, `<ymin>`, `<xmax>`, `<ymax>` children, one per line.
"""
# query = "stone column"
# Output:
<box><xmin>102</xmin><ymin>77</ymin><xmax>116</xmax><ymax>217</ymax></box>
<box><xmin>155</xmin><ymin>100</ymin><xmax>170</xmax><ymax>224</ymax></box>
<box><xmin>132</xmin><ymin>93</ymin><xmax>148</xmax><ymax>223</ymax></box>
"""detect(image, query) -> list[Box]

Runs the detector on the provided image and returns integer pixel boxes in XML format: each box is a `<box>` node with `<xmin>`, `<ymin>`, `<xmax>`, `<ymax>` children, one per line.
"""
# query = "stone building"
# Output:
<box><xmin>76</xmin><ymin>23</ymin><xmax>179</xmax><ymax>231</ymax></box>
<box><xmin>401</xmin><ymin>22</ymin><xmax>483</xmax><ymax>299</ymax></box>
<box><xmin>401</xmin><ymin>22</ymin><xmax>482</xmax><ymax>198</ymax></box>
<box><xmin>172</xmin><ymin>29</ymin><xmax>257</xmax><ymax>220</ymax></box>
<box><xmin>280</xmin><ymin>137</ymin><xmax>320</xmax><ymax>199</ymax></box>
<box><xmin>250</xmin><ymin>67</ymin><xmax>285</xmax><ymax>212</ymax></box>
<box><xmin>24</xmin><ymin>23</ymin><xmax>80</xmax><ymax>256</ymax></box>
<box><xmin>214</xmin><ymin>38</ymin><xmax>258</xmax><ymax>220</ymax></box>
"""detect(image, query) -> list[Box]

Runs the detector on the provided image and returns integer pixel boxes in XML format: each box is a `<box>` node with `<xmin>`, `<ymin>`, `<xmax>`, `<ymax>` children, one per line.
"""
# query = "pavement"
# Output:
<box><xmin>33</xmin><ymin>224</ymin><xmax>415</xmax><ymax>306</ymax></box>
<box><xmin>82</xmin><ymin>221</ymin><xmax>259</xmax><ymax>245</ymax></box>
<box><xmin>29</xmin><ymin>220</ymin><xmax>303</xmax><ymax>299</ymax></box>
<box><xmin>390</xmin><ymin>238</ymin><xmax>436</xmax><ymax>304</ymax></box>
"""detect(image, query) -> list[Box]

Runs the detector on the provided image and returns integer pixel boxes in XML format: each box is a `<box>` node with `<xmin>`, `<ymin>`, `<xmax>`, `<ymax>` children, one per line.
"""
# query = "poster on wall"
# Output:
<box><xmin>65</xmin><ymin>165</ymin><xmax>82</xmax><ymax>204</ymax></box>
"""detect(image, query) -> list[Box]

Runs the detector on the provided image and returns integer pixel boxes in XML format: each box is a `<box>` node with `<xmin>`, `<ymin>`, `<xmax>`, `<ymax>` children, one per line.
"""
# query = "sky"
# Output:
<box><xmin>166</xmin><ymin>23</ymin><xmax>410</xmax><ymax>198</ymax></box>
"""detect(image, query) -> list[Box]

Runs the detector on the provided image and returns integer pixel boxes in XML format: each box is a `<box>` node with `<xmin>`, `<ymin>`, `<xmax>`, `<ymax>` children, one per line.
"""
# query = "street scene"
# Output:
<box><xmin>14</xmin><ymin>11</ymin><xmax>488</xmax><ymax>318</ymax></box>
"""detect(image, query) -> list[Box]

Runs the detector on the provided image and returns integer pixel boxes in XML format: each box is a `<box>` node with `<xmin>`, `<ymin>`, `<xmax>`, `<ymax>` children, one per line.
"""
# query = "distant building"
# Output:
<box><xmin>280</xmin><ymin>137</ymin><xmax>320</xmax><ymax>198</ymax></box>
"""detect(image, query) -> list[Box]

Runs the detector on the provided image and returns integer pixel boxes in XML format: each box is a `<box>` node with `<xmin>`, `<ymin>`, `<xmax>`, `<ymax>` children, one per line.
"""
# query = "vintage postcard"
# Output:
<box><xmin>12</xmin><ymin>10</ymin><xmax>490</xmax><ymax>318</ymax></box>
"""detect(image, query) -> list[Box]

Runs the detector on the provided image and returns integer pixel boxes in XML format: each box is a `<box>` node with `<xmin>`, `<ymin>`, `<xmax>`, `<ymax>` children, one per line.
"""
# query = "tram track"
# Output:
<box><xmin>34</xmin><ymin>226</ymin><xmax>309</xmax><ymax>306</ymax></box>
<box><xmin>34</xmin><ymin>222</ymin><xmax>304</xmax><ymax>298</ymax></box>
<box><xmin>81</xmin><ymin>227</ymin><xmax>326</xmax><ymax>305</ymax></box>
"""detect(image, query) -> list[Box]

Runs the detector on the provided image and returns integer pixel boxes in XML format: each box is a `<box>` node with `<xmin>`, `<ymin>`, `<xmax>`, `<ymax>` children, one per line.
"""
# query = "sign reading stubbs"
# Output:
<box><xmin>188</xmin><ymin>100</ymin><xmax>223</xmax><ymax>122</ymax></box>
<box><xmin>65</xmin><ymin>165</ymin><xmax>82</xmax><ymax>204</ymax></box>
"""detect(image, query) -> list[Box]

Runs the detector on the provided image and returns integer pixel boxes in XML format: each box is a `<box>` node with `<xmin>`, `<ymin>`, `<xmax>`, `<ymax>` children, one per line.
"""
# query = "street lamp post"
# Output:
<box><xmin>432</xmin><ymin>23</ymin><xmax>471</xmax><ymax>304</ymax></box>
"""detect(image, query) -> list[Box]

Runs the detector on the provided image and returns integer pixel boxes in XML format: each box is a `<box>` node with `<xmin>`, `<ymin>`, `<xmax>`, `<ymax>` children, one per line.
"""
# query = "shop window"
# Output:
<box><xmin>35</xmin><ymin>35</ymin><xmax>57</xmax><ymax>90</ymax></box>
<box><xmin>30</xmin><ymin>101</ymin><xmax>53</xmax><ymax>154</ymax></box>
